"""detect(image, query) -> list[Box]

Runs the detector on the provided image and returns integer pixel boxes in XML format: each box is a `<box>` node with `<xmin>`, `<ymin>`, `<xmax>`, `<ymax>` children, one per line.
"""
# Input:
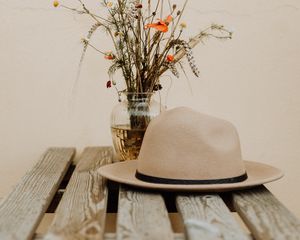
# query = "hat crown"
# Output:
<box><xmin>137</xmin><ymin>107</ymin><xmax>246</xmax><ymax>181</ymax></box>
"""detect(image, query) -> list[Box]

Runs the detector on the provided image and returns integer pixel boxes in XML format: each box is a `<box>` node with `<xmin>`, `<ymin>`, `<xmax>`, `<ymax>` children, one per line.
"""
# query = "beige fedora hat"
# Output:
<box><xmin>99</xmin><ymin>107</ymin><xmax>283</xmax><ymax>191</ymax></box>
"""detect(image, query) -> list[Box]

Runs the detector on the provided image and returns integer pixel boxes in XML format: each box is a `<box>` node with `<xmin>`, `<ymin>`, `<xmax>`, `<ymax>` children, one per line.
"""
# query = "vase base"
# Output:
<box><xmin>111</xmin><ymin>125</ymin><xmax>146</xmax><ymax>161</ymax></box>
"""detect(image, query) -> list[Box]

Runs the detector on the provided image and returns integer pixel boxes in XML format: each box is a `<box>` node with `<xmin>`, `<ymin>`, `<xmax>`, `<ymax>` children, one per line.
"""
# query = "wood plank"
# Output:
<box><xmin>117</xmin><ymin>186</ymin><xmax>174</xmax><ymax>240</ymax></box>
<box><xmin>232</xmin><ymin>186</ymin><xmax>300</xmax><ymax>240</ymax></box>
<box><xmin>45</xmin><ymin>147</ymin><xmax>113</xmax><ymax>240</ymax></box>
<box><xmin>35</xmin><ymin>233</ymin><xmax>185</xmax><ymax>240</ymax></box>
<box><xmin>107</xmin><ymin>233</ymin><xmax>184</xmax><ymax>240</ymax></box>
<box><xmin>0</xmin><ymin>148</ymin><xmax>75</xmax><ymax>240</ymax></box>
<box><xmin>176</xmin><ymin>194</ymin><xmax>250</xmax><ymax>240</ymax></box>
<box><xmin>34</xmin><ymin>233</ymin><xmax>44</xmax><ymax>240</ymax></box>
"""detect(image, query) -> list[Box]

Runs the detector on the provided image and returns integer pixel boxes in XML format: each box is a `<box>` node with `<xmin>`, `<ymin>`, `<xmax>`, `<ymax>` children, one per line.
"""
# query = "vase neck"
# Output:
<box><xmin>121</xmin><ymin>92</ymin><xmax>154</xmax><ymax>102</ymax></box>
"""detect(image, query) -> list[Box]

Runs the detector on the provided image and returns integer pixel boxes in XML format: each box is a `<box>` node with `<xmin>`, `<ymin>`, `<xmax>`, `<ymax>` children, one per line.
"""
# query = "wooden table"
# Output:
<box><xmin>0</xmin><ymin>147</ymin><xmax>299</xmax><ymax>240</ymax></box>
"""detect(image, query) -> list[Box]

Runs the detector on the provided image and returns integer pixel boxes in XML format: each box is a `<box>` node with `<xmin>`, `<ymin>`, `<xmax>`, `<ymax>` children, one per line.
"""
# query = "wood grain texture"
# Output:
<box><xmin>107</xmin><ymin>233</ymin><xmax>184</xmax><ymax>240</ymax></box>
<box><xmin>232</xmin><ymin>186</ymin><xmax>300</xmax><ymax>240</ymax></box>
<box><xmin>0</xmin><ymin>148</ymin><xmax>75</xmax><ymax>240</ymax></box>
<box><xmin>176</xmin><ymin>194</ymin><xmax>250</xmax><ymax>240</ymax></box>
<box><xmin>35</xmin><ymin>233</ymin><xmax>185</xmax><ymax>240</ymax></box>
<box><xmin>45</xmin><ymin>147</ymin><xmax>113</xmax><ymax>240</ymax></box>
<box><xmin>117</xmin><ymin>186</ymin><xmax>174</xmax><ymax>240</ymax></box>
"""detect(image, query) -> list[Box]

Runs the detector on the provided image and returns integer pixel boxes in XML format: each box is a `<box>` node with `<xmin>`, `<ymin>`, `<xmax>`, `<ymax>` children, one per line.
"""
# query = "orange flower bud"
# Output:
<box><xmin>104</xmin><ymin>52</ymin><xmax>115</xmax><ymax>60</ymax></box>
<box><xmin>167</xmin><ymin>54</ymin><xmax>174</xmax><ymax>62</ymax></box>
<box><xmin>165</xmin><ymin>15</ymin><xmax>173</xmax><ymax>24</ymax></box>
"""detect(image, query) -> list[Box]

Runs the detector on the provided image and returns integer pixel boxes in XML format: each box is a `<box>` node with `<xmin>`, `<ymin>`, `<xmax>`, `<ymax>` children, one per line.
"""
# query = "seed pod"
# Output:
<box><xmin>153</xmin><ymin>84</ymin><xmax>163</xmax><ymax>91</ymax></box>
<box><xmin>106</xmin><ymin>80</ymin><xmax>112</xmax><ymax>88</ymax></box>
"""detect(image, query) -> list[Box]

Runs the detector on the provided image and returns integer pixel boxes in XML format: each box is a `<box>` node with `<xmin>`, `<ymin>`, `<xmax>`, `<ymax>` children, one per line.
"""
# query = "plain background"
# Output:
<box><xmin>0</xmin><ymin>0</ymin><xmax>299</xmax><ymax>218</ymax></box>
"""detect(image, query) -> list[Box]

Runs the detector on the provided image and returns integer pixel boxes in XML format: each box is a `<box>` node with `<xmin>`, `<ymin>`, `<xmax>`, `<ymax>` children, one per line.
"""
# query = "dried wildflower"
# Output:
<box><xmin>167</xmin><ymin>55</ymin><xmax>174</xmax><ymax>62</ymax></box>
<box><xmin>182</xmin><ymin>41</ymin><xmax>200</xmax><ymax>77</ymax></box>
<box><xmin>145</xmin><ymin>16</ymin><xmax>172</xmax><ymax>32</ymax></box>
<box><xmin>87</xmin><ymin>23</ymin><xmax>101</xmax><ymax>40</ymax></box>
<box><xmin>164</xmin><ymin>61</ymin><xmax>179</xmax><ymax>78</ymax></box>
<box><xmin>81</xmin><ymin>38</ymin><xmax>88</xmax><ymax>45</ymax></box>
<box><xmin>105</xmin><ymin>55</ymin><xmax>115</xmax><ymax>60</ymax></box>
<box><xmin>211</xmin><ymin>23</ymin><xmax>224</xmax><ymax>30</ymax></box>
<box><xmin>135</xmin><ymin>3</ymin><xmax>143</xmax><ymax>8</ymax></box>
<box><xmin>153</xmin><ymin>84</ymin><xmax>163</xmax><ymax>91</ymax></box>
<box><xmin>145</xmin><ymin>20</ymin><xmax>168</xmax><ymax>32</ymax></box>
<box><xmin>180</xmin><ymin>22</ymin><xmax>187</xmax><ymax>29</ymax></box>
<box><xmin>104</xmin><ymin>52</ymin><xmax>115</xmax><ymax>60</ymax></box>
<box><xmin>165</xmin><ymin>15</ymin><xmax>173</xmax><ymax>24</ymax></box>
<box><xmin>106</xmin><ymin>2</ymin><xmax>113</xmax><ymax>8</ymax></box>
<box><xmin>77</xmin><ymin>22</ymin><xmax>102</xmax><ymax>82</ymax></box>
<box><xmin>126</xmin><ymin>0</ymin><xmax>139</xmax><ymax>21</ymax></box>
<box><xmin>57</xmin><ymin>0</ymin><xmax>231</xmax><ymax>95</ymax></box>
<box><xmin>114</xmin><ymin>31</ymin><xmax>124</xmax><ymax>37</ymax></box>
<box><xmin>167</xmin><ymin>62</ymin><xmax>180</xmax><ymax>78</ymax></box>
<box><xmin>53</xmin><ymin>1</ymin><xmax>59</xmax><ymax>7</ymax></box>
<box><xmin>106</xmin><ymin>80</ymin><xmax>112</xmax><ymax>88</ymax></box>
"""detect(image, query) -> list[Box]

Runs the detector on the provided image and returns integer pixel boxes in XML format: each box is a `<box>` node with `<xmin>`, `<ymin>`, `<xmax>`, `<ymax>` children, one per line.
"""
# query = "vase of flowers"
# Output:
<box><xmin>111</xmin><ymin>92</ymin><xmax>162</xmax><ymax>160</ymax></box>
<box><xmin>54</xmin><ymin>0</ymin><xmax>232</xmax><ymax>160</ymax></box>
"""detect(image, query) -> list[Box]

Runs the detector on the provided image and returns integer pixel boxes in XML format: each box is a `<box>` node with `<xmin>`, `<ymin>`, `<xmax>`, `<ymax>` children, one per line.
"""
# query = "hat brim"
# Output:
<box><xmin>98</xmin><ymin>160</ymin><xmax>283</xmax><ymax>192</ymax></box>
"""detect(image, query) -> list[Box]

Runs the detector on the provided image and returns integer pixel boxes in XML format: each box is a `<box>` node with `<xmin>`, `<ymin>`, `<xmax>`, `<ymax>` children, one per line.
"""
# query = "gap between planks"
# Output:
<box><xmin>232</xmin><ymin>186</ymin><xmax>300</xmax><ymax>240</ymax></box>
<box><xmin>0</xmin><ymin>148</ymin><xmax>75</xmax><ymax>240</ymax></box>
<box><xmin>44</xmin><ymin>146</ymin><xmax>113</xmax><ymax>240</ymax></box>
<box><xmin>176</xmin><ymin>194</ymin><xmax>250</xmax><ymax>240</ymax></box>
<box><xmin>116</xmin><ymin>186</ymin><xmax>174</xmax><ymax>240</ymax></box>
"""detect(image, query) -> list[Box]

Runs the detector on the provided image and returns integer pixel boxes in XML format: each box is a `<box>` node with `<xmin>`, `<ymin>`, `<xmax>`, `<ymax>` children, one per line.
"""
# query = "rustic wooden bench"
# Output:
<box><xmin>0</xmin><ymin>147</ymin><xmax>299</xmax><ymax>240</ymax></box>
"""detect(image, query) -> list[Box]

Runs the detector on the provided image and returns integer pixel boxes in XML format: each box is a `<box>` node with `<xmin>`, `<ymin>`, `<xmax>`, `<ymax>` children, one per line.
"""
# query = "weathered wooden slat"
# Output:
<box><xmin>35</xmin><ymin>233</ymin><xmax>185</xmax><ymax>240</ymax></box>
<box><xmin>0</xmin><ymin>148</ymin><xmax>75</xmax><ymax>240</ymax></box>
<box><xmin>44</xmin><ymin>147</ymin><xmax>113</xmax><ymax>240</ymax></box>
<box><xmin>176</xmin><ymin>194</ymin><xmax>250</xmax><ymax>240</ymax></box>
<box><xmin>107</xmin><ymin>233</ymin><xmax>184</xmax><ymax>240</ymax></box>
<box><xmin>232</xmin><ymin>186</ymin><xmax>300</xmax><ymax>240</ymax></box>
<box><xmin>34</xmin><ymin>233</ymin><xmax>45</xmax><ymax>240</ymax></box>
<box><xmin>117</xmin><ymin>186</ymin><xmax>174</xmax><ymax>240</ymax></box>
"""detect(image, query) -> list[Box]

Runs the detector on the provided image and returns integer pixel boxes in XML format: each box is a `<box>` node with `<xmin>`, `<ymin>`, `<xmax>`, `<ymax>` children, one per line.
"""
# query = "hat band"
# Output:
<box><xmin>135</xmin><ymin>171</ymin><xmax>248</xmax><ymax>185</ymax></box>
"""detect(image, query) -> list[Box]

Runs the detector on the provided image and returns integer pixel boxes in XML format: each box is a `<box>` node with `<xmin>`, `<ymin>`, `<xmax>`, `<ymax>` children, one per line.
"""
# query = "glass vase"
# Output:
<box><xmin>111</xmin><ymin>92</ymin><xmax>163</xmax><ymax>161</ymax></box>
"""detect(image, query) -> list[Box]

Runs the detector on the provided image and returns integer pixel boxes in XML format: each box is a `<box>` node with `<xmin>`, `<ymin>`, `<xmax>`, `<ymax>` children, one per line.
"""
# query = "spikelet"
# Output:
<box><xmin>182</xmin><ymin>41</ymin><xmax>200</xmax><ymax>77</ymax></box>
<box><xmin>74</xmin><ymin>22</ymin><xmax>102</xmax><ymax>96</ymax></box>
<box><xmin>167</xmin><ymin>62</ymin><xmax>180</xmax><ymax>78</ymax></box>
<box><xmin>87</xmin><ymin>22</ymin><xmax>101</xmax><ymax>40</ymax></box>
<box><xmin>126</xmin><ymin>0</ymin><xmax>139</xmax><ymax>22</ymax></box>
<box><xmin>81</xmin><ymin>22</ymin><xmax>102</xmax><ymax>53</ymax></box>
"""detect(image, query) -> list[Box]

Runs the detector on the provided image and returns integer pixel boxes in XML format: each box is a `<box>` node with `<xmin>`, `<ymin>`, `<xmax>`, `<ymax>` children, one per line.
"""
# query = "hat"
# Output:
<box><xmin>99</xmin><ymin>107</ymin><xmax>283</xmax><ymax>191</ymax></box>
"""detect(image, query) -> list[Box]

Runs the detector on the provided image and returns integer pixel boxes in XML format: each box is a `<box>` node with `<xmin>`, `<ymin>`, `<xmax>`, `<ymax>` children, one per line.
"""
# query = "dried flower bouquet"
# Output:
<box><xmin>54</xmin><ymin>0</ymin><xmax>232</xmax><ymax>94</ymax></box>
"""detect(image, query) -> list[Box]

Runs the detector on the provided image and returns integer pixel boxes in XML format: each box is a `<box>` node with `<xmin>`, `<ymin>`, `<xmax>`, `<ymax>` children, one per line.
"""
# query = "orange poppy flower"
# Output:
<box><xmin>167</xmin><ymin>54</ymin><xmax>174</xmax><ymax>62</ymax></box>
<box><xmin>144</xmin><ymin>15</ymin><xmax>173</xmax><ymax>33</ymax></box>
<box><xmin>145</xmin><ymin>20</ymin><xmax>168</xmax><ymax>32</ymax></box>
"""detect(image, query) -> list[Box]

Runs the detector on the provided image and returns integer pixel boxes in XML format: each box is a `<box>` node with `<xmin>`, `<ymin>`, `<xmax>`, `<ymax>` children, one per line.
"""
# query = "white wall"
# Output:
<box><xmin>1</xmin><ymin>0</ymin><xmax>300</xmax><ymax>217</ymax></box>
